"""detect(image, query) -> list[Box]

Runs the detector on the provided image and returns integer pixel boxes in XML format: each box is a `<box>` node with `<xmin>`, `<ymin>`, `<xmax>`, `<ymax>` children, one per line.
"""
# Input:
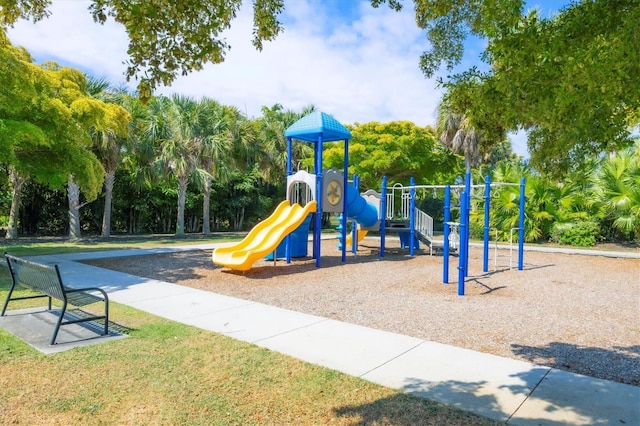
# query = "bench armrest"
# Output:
<box><xmin>65</xmin><ymin>287</ymin><xmax>109</xmax><ymax>299</ymax></box>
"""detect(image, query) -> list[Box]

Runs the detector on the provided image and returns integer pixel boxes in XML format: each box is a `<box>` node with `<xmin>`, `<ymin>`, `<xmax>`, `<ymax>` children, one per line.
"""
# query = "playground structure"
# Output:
<box><xmin>441</xmin><ymin>173</ymin><xmax>526</xmax><ymax>295</ymax></box>
<box><xmin>339</xmin><ymin>172</ymin><xmax>526</xmax><ymax>295</ymax></box>
<box><xmin>212</xmin><ymin>111</ymin><xmax>361</xmax><ymax>270</ymax></box>
<box><xmin>211</xmin><ymin>111</ymin><xmax>526</xmax><ymax>295</ymax></box>
<box><xmin>212</xmin><ymin>111</ymin><xmax>421</xmax><ymax>271</ymax></box>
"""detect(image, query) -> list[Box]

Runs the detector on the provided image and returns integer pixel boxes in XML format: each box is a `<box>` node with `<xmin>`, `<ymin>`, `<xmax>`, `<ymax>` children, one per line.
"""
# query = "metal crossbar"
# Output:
<box><xmin>2</xmin><ymin>254</ymin><xmax>109</xmax><ymax>345</ymax></box>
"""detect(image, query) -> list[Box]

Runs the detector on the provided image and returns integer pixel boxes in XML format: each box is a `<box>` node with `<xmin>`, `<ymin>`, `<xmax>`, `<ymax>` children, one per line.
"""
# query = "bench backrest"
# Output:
<box><xmin>5</xmin><ymin>255</ymin><xmax>66</xmax><ymax>302</ymax></box>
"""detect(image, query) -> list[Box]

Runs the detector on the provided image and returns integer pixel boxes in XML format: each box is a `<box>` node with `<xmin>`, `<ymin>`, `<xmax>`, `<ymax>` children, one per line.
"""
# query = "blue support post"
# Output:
<box><xmin>443</xmin><ymin>185</ymin><xmax>451</xmax><ymax>284</ymax></box>
<box><xmin>463</xmin><ymin>172</ymin><xmax>471</xmax><ymax>276</ymax></box>
<box><xmin>483</xmin><ymin>175</ymin><xmax>491</xmax><ymax>272</ymax></box>
<box><xmin>352</xmin><ymin>175</ymin><xmax>360</xmax><ymax>254</ymax></box>
<box><xmin>518</xmin><ymin>177</ymin><xmax>526</xmax><ymax>270</ymax></box>
<box><xmin>380</xmin><ymin>176</ymin><xmax>387</xmax><ymax>258</ymax></box>
<box><xmin>286</xmin><ymin>137</ymin><xmax>293</xmax><ymax>264</ymax></box>
<box><xmin>409</xmin><ymin>177</ymin><xmax>416</xmax><ymax>257</ymax></box>
<box><xmin>342</xmin><ymin>138</ymin><xmax>349</xmax><ymax>263</ymax></box>
<box><xmin>458</xmin><ymin>190</ymin><xmax>468</xmax><ymax>295</ymax></box>
<box><xmin>314</xmin><ymin>137</ymin><xmax>323</xmax><ymax>267</ymax></box>
<box><xmin>311</xmin><ymin>140</ymin><xmax>318</xmax><ymax>261</ymax></box>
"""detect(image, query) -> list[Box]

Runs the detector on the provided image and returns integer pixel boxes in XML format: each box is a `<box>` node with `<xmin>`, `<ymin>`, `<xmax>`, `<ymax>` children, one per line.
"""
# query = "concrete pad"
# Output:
<box><xmin>258</xmin><ymin>319</ymin><xmax>424</xmax><ymax>377</ymax></box>
<box><xmin>126</xmin><ymin>290</ymin><xmax>255</xmax><ymax>320</ymax></box>
<box><xmin>0</xmin><ymin>307</ymin><xmax>127</xmax><ymax>354</ymax></box>
<box><xmin>510</xmin><ymin>368</ymin><xmax>640</xmax><ymax>426</ymax></box>
<box><xmin>361</xmin><ymin>340</ymin><xmax>551</xmax><ymax>422</ymax></box>
<box><xmin>178</xmin><ymin>302</ymin><xmax>327</xmax><ymax>343</ymax></box>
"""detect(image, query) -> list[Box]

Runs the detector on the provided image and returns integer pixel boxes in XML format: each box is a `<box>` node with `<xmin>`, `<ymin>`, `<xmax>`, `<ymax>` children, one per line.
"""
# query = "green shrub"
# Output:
<box><xmin>468</xmin><ymin>220</ymin><xmax>484</xmax><ymax>240</ymax></box>
<box><xmin>550</xmin><ymin>221</ymin><xmax>600</xmax><ymax>247</ymax></box>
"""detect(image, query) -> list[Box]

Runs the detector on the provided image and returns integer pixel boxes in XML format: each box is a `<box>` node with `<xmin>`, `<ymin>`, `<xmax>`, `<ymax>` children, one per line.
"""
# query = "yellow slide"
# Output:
<box><xmin>345</xmin><ymin>229</ymin><xmax>368</xmax><ymax>246</ymax></box>
<box><xmin>212</xmin><ymin>200</ymin><xmax>317</xmax><ymax>271</ymax></box>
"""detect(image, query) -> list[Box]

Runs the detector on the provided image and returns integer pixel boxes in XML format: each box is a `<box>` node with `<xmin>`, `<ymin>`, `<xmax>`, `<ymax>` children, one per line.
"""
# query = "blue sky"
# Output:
<box><xmin>6</xmin><ymin>0</ymin><xmax>563</xmax><ymax>157</ymax></box>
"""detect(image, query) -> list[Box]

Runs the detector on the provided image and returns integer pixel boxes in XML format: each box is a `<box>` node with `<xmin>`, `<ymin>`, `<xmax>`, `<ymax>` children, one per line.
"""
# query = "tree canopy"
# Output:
<box><xmin>0</xmin><ymin>0</ymin><xmax>286</xmax><ymax>101</ymax></box>
<box><xmin>323</xmin><ymin>121</ymin><xmax>461</xmax><ymax>190</ymax></box>
<box><xmin>0</xmin><ymin>26</ymin><xmax>129</xmax><ymax>199</ymax></box>
<box><xmin>0</xmin><ymin>0</ymin><xmax>524</xmax><ymax>99</ymax></box>
<box><xmin>1</xmin><ymin>0</ymin><xmax>638</xmax><ymax>176</ymax></box>
<box><xmin>442</xmin><ymin>0</ymin><xmax>640</xmax><ymax>176</ymax></box>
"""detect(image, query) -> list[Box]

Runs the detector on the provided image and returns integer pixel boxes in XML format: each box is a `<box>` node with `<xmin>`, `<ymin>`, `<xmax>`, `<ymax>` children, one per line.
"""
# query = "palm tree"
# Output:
<box><xmin>436</xmin><ymin>102</ymin><xmax>481</xmax><ymax>173</ymax></box>
<box><xmin>592</xmin><ymin>147</ymin><xmax>640</xmax><ymax>239</ymax></box>
<box><xmin>86</xmin><ymin>76</ymin><xmax>131</xmax><ymax>237</ymax></box>
<box><xmin>255</xmin><ymin>104</ymin><xmax>315</xmax><ymax>184</ymax></box>
<box><xmin>194</xmin><ymin>98</ymin><xmax>233</xmax><ymax>234</ymax></box>
<box><xmin>156</xmin><ymin>94</ymin><xmax>202</xmax><ymax>236</ymax></box>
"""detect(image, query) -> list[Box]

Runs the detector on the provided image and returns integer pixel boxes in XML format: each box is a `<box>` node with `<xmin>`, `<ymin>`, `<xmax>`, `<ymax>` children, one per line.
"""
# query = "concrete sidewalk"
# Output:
<box><xmin>6</xmin><ymin>246</ymin><xmax>640</xmax><ymax>425</ymax></box>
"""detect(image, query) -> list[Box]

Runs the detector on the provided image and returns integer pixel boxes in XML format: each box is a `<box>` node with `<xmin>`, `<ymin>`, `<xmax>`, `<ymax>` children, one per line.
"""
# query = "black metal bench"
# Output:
<box><xmin>2</xmin><ymin>254</ymin><xmax>109</xmax><ymax>345</ymax></box>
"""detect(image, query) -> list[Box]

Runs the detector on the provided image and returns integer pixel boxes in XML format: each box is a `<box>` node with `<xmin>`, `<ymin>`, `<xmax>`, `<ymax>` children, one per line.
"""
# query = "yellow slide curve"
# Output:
<box><xmin>345</xmin><ymin>229</ymin><xmax>368</xmax><ymax>246</ymax></box>
<box><xmin>212</xmin><ymin>200</ymin><xmax>317</xmax><ymax>271</ymax></box>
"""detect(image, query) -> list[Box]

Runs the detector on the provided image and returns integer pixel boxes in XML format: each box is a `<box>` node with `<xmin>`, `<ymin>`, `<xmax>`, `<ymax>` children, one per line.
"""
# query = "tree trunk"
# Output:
<box><xmin>202</xmin><ymin>175</ymin><xmax>211</xmax><ymax>235</ymax></box>
<box><xmin>5</xmin><ymin>168</ymin><xmax>26</xmax><ymax>239</ymax></box>
<box><xmin>176</xmin><ymin>174</ymin><xmax>188</xmax><ymax>236</ymax></box>
<box><xmin>68</xmin><ymin>175</ymin><xmax>82</xmax><ymax>239</ymax></box>
<box><xmin>235</xmin><ymin>206</ymin><xmax>245</xmax><ymax>231</ymax></box>
<box><xmin>101</xmin><ymin>169</ymin><xmax>116</xmax><ymax>238</ymax></box>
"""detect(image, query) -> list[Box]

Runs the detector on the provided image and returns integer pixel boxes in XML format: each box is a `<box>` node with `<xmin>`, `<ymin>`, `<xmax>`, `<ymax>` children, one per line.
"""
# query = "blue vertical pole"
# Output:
<box><xmin>312</xmin><ymin>140</ymin><xmax>318</xmax><ymax>261</ymax></box>
<box><xmin>458</xmin><ymin>190</ymin><xmax>467</xmax><ymax>295</ymax></box>
<box><xmin>409</xmin><ymin>177</ymin><xmax>416</xmax><ymax>257</ymax></box>
<box><xmin>483</xmin><ymin>175</ymin><xmax>491</xmax><ymax>272</ymax></box>
<box><xmin>518</xmin><ymin>177</ymin><xmax>526</xmax><ymax>270</ymax></box>
<box><xmin>380</xmin><ymin>176</ymin><xmax>387</xmax><ymax>258</ymax></box>
<box><xmin>286</xmin><ymin>137</ymin><xmax>293</xmax><ymax>264</ymax></box>
<box><xmin>464</xmin><ymin>171</ymin><xmax>471</xmax><ymax>276</ymax></box>
<box><xmin>443</xmin><ymin>185</ymin><xmax>451</xmax><ymax>284</ymax></box>
<box><xmin>342</xmin><ymin>138</ymin><xmax>349</xmax><ymax>263</ymax></box>
<box><xmin>315</xmin><ymin>137</ymin><xmax>323</xmax><ymax>267</ymax></box>
<box><xmin>352</xmin><ymin>175</ymin><xmax>360</xmax><ymax>254</ymax></box>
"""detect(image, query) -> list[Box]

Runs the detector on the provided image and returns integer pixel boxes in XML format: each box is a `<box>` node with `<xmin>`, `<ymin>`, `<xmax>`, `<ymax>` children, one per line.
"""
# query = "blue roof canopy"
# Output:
<box><xmin>284</xmin><ymin>111</ymin><xmax>351</xmax><ymax>142</ymax></box>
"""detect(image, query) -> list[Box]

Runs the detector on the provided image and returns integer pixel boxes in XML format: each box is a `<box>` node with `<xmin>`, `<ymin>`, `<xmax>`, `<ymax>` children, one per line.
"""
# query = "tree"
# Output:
<box><xmin>1</xmin><ymin>0</ymin><xmax>288</xmax><ymax>100</ymax></box>
<box><xmin>323</xmin><ymin>121</ymin><xmax>460</xmax><ymax>190</ymax></box>
<box><xmin>3</xmin><ymin>0</ymin><xmax>499</xmax><ymax>97</ymax></box>
<box><xmin>436</xmin><ymin>105</ymin><xmax>479</xmax><ymax>173</ymax></box>
<box><xmin>148</xmin><ymin>94</ymin><xmax>204</xmax><ymax>236</ymax></box>
<box><xmin>255</xmin><ymin>104</ymin><xmax>315</xmax><ymax>185</ymax></box>
<box><xmin>592</xmin><ymin>147</ymin><xmax>640</xmax><ymax>240</ymax></box>
<box><xmin>0</xmin><ymin>29</ymin><xmax>108</xmax><ymax>239</ymax></box>
<box><xmin>448</xmin><ymin>0</ymin><xmax>640</xmax><ymax>176</ymax></box>
<box><xmin>86</xmin><ymin>76</ymin><xmax>131</xmax><ymax>237</ymax></box>
<box><xmin>5</xmin><ymin>1</ymin><xmax>637</xmax><ymax>174</ymax></box>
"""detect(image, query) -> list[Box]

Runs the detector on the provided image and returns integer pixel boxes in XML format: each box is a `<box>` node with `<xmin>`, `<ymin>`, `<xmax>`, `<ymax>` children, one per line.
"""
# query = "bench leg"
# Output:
<box><xmin>50</xmin><ymin>301</ymin><xmax>68</xmax><ymax>345</ymax></box>
<box><xmin>103</xmin><ymin>299</ymin><xmax>109</xmax><ymax>336</ymax></box>
<box><xmin>1</xmin><ymin>281</ymin><xmax>17</xmax><ymax>316</ymax></box>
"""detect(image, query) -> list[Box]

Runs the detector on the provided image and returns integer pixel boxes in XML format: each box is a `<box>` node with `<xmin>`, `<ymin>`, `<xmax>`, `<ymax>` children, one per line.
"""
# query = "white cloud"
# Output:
<box><xmin>6</xmin><ymin>0</ymin><xmax>441</xmax><ymax>128</ymax></box>
<box><xmin>7</xmin><ymin>1</ymin><xmax>131</xmax><ymax>86</ymax></box>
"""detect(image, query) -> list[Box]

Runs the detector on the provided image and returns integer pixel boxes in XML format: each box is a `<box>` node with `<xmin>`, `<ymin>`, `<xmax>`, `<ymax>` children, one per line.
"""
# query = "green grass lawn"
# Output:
<box><xmin>0</xmin><ymin>238</ymin><xmax>498</xmax><ymax>425</ymax></box>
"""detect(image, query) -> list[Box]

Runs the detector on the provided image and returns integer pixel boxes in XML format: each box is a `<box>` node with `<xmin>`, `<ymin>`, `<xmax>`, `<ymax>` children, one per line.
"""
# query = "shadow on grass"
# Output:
<box><xmin>333</xmin><ymin>387</ymin><xmax>501</xmax><ymax>425</ymax></box>
<box><xmin>334</xmin><ymin>375</ymin><xmax>523</xmax><ymax>424</ymax></box>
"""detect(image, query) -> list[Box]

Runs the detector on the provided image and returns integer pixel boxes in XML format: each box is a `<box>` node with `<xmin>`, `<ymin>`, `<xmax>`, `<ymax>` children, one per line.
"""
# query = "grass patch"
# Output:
<box><xmin>0</xmin><ymin>268</ymin><xmax>498</xmax><ymax>425</ymax></box>
<box><xmin>0</xmin><ymin>234</ymin><xmax>242</xmax><ymax>257</ymax></box>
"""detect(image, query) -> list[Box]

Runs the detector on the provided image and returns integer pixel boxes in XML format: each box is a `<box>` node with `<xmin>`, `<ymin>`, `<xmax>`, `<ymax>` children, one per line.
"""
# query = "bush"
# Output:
<box><xmin>468</xmin><ymin>220</ymin><xmax>484</xmax><ymax>240</ymax></box>
<box><xmin>550</xmin><ymin>221</ymin><xmax>600</xmax><ymax>247</ymax></box>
